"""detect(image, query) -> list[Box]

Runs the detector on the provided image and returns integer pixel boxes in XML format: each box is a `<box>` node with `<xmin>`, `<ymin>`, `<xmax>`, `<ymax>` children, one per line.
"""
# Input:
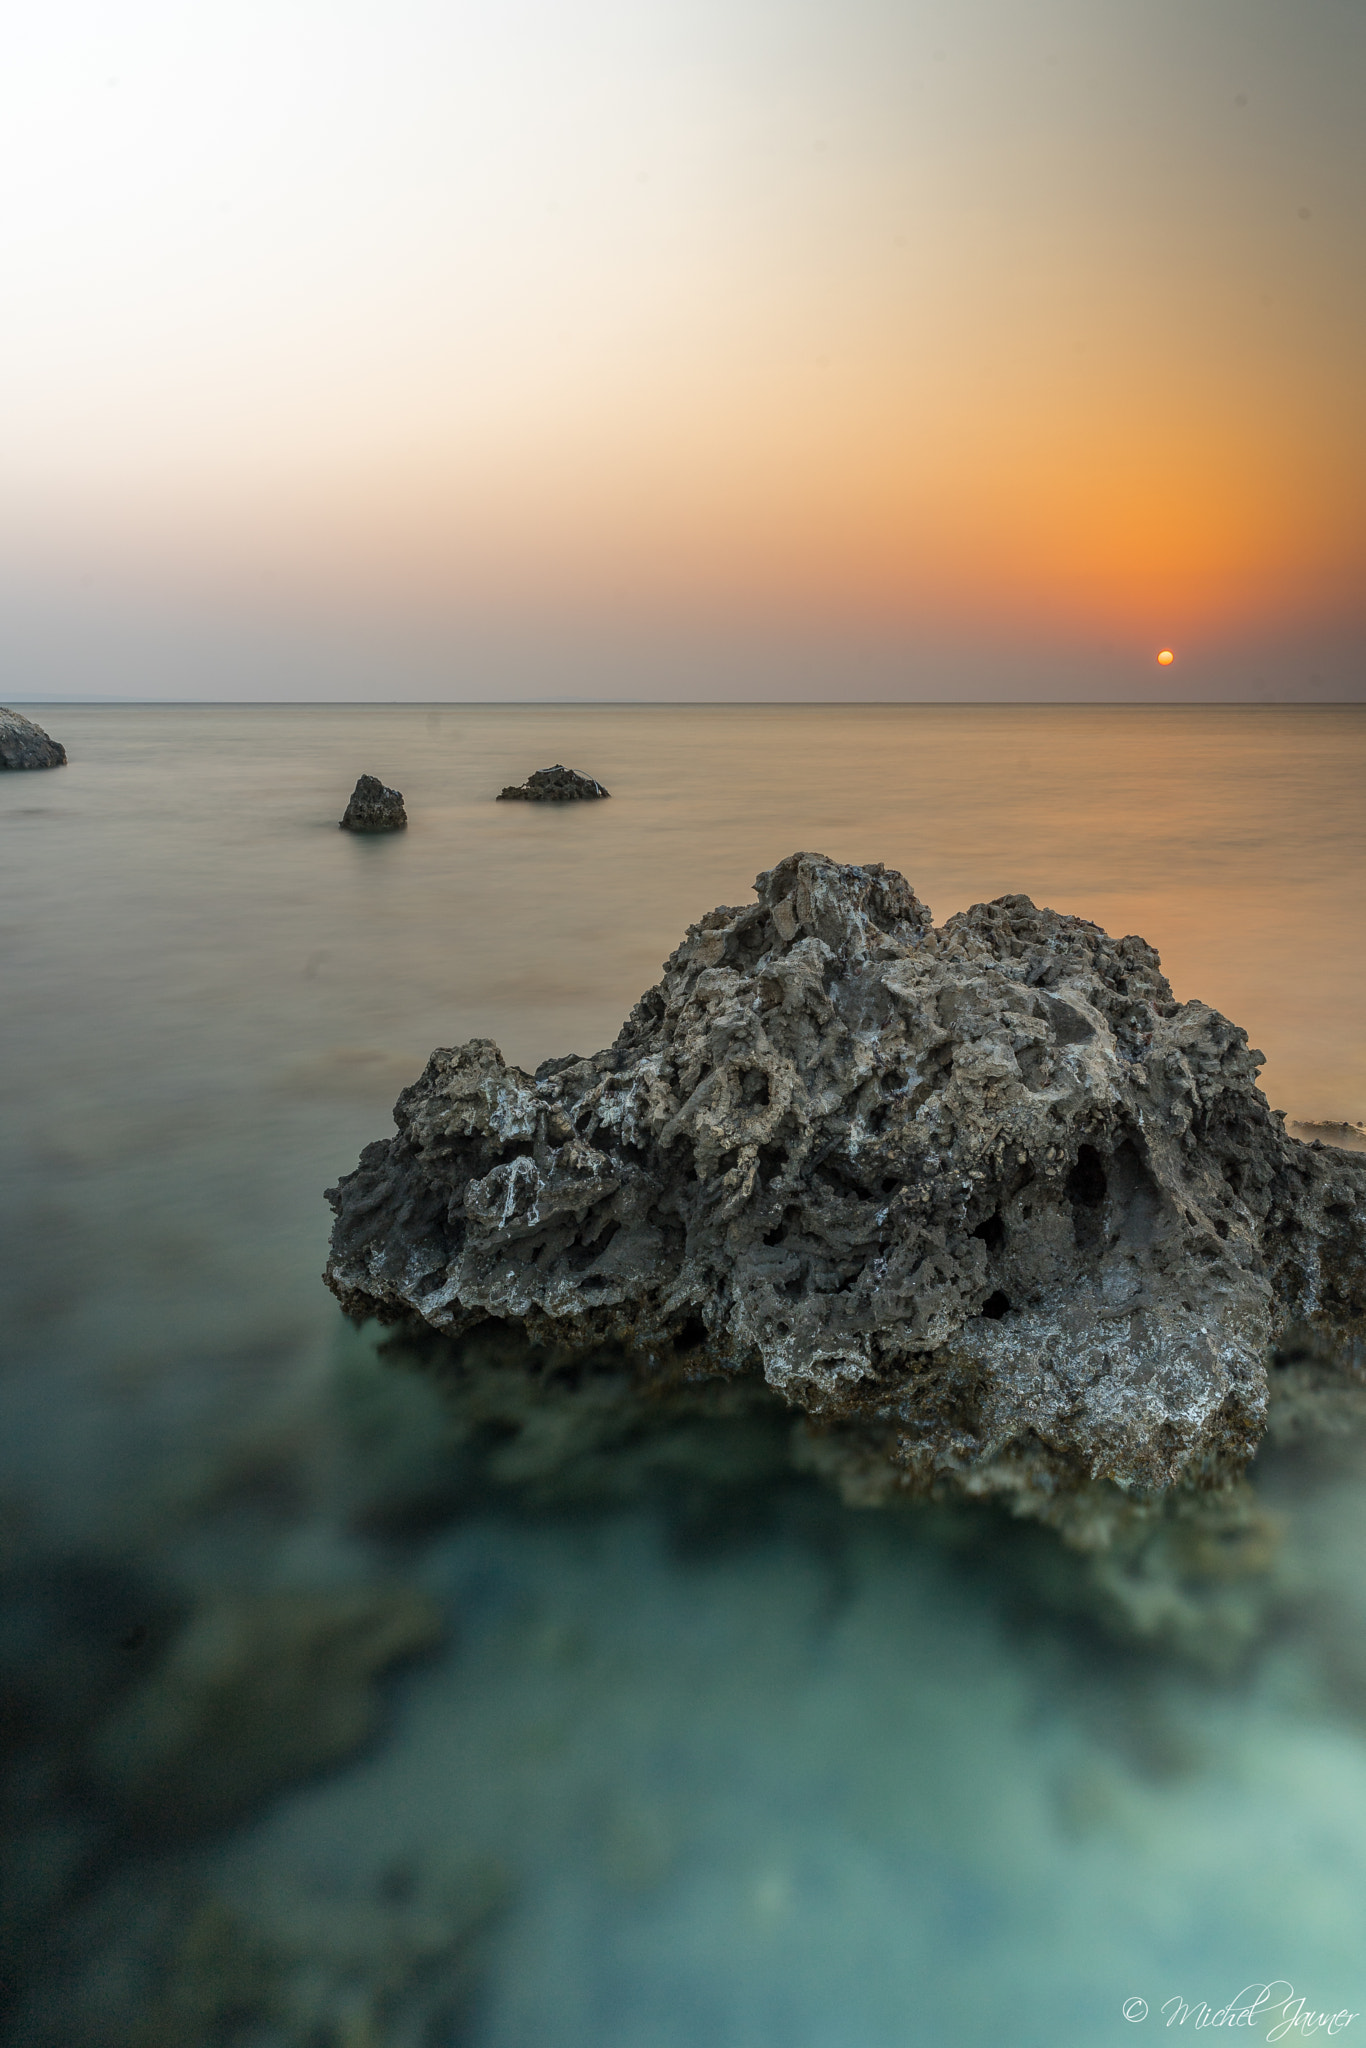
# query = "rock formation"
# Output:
<box><xmin>340</xmin><ymin>774</ymin><xmax>407</xmax><ymax>831</ymax></box>
<box><xmin>325</xmin><ymin>853</ymin><xmax>1366</xmax><ymax>1525</ymax></box>
<box><xmin>0</xmin><ymin>705</ymin><xmax>67</xmax><ymax>770</ymax></box>
<box><xmin>496</xmin><ymin>764</ymin><xmax>609</xmax><ymax>802</ymax></box>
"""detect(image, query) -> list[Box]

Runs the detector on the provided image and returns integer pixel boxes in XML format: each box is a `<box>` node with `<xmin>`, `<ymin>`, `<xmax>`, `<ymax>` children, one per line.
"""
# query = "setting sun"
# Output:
<box><xmin>1157</xmin><ymin>649</ymin><xmax>1175</xmax><ymax>665</ymax></box>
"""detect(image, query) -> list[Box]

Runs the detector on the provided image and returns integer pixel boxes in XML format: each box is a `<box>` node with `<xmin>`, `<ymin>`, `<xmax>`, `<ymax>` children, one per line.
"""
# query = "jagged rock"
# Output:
<box><xmin>340</xmin><ymin>774</ymin><xmax>407</xmax><ymax>831</ymax></box>
<box><xmin>0</xmin><ymin>706</ymin><xmax>66</xmax><ymax>770</ymax></box>
<box><xmin>496</xmin><ymin>764</ymin><xmax>609</xmax><ymax>802</ymax></box>
<box><xmin>324</xmin><ymin>852</ymin><xmax>1366</xmax><ymax>1520</ymax></box>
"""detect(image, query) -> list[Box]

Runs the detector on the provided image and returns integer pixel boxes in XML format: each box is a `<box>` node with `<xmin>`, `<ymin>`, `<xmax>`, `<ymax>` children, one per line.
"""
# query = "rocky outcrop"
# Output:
<box><xmin>325</xmin><ymin>853</ymin><xmax>1366</xmax><ymax>1522</ymax></box>
<box><xmin>0</xmin><ymin>706</ymin><xmax>66</xmax><ymax>770</ymax></box>
<box><xmin>496</xmin><ymin>764</ymin><xmax>609</xmax><ymax>801</ymax></box>
<box><xmin>340</xmin><ymin>774</ymin><xmax>407</xmax><ymax>831</ymax></box>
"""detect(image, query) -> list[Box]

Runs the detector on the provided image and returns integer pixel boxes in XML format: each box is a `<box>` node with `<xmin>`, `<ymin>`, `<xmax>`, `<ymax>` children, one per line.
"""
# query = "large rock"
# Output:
<box><xmin>324</xmin><ymin>853</ymin><xmax>1366</xmax><ymax>1518</ymax></box>
<box><xmin>340</xmin><ymin>774</ymin><xmax>407</xmax><ymax>831</ymax></box>
<box><xmin>0</xmin><ymin>706</ymin><xmax>66</xmax><ymax>770</ymax></box>
<box><xmin>497</xmin><ymin>764</ymin><xmax>609</xmax><ymax>802</ymax></box>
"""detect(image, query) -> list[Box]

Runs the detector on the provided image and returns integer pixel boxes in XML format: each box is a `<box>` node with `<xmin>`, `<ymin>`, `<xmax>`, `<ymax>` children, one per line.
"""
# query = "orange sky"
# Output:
<box><xmin>1</xmin><ymin>0</ymin><xmax>1363</xmax><ymax>698</ymax></box>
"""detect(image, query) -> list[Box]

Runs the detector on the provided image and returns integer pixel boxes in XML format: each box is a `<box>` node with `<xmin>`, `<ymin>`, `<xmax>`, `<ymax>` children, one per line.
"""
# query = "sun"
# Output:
<box><xmin>1157</xmin><ymin>649</ymin><xmax>1175</xmax><ymax>665</ymax></box>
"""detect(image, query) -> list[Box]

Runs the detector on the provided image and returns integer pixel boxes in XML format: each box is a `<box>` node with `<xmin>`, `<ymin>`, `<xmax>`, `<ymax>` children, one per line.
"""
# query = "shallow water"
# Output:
<box><xmin>2</xmin><ymin>703</ymin><xmax>1366</xmax><ymax>2045</ymax></box>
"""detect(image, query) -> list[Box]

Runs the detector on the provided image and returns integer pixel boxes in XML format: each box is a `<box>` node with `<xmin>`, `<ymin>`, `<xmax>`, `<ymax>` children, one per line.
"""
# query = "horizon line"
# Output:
<box><xmin>7</xmin><ymin>696</ymin><xmax>1364</xmax><ymax>710</ymax></box>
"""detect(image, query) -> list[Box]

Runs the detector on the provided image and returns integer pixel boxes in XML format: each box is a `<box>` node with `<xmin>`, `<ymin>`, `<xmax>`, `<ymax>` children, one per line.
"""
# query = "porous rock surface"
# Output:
<box><xmin>325</xmin><ymin>854</ymin><xmax>1366</xmax><ymax>1516</ymax></box>
<box><xmin>0</xmin><ymin>705</ymin><xmax>67</xmax><ymax>770</ymax></box>
<box><xmin>496</xmin><ymin>764</ymin><xmax>609</xmax><ymax>802</ymax></box>
<box><xmin>340</xmin><ymin>774</ymin><xmax>407</xmax><ymax>831</ymax></box>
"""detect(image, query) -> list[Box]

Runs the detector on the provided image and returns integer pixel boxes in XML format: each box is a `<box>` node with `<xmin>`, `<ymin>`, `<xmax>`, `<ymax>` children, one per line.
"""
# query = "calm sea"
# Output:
<box><xmin>2</xmin><ymin>703</ymin><xmax>1365</xmax><ymax>2046</ymax></box>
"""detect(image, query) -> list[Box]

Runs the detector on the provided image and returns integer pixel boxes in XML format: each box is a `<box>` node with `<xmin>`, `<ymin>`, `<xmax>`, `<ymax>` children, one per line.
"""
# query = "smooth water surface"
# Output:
<box><xmin>2</xmin><ymin>704</ymin><xmax>1365</xmax><ymax>2046</ymax></box>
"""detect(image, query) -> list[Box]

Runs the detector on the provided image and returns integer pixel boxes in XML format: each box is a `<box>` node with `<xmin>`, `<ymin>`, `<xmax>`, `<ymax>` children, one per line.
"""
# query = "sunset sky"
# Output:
<box><xmin>2</xmin><ymin>0</ymin><xmax>1363</xmax><ymax>700</ymax></box>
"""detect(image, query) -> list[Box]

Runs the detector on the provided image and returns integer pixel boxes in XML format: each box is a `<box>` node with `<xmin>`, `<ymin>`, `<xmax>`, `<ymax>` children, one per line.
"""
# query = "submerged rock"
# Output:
<box><xmin>496</xmin><ymin>763</ymin><xmax>610</xmax><ymax>802</ymax></box>
<box><xmin>87</xmin><ymin>1586</ymin><xmax>441</xmax><ymax>1832</ymax></box>
<box><xmin>361</xmin><ymin>1321</ymin><xmax>1288</xmax><ymax>1664</ymax></box>
<box><xmin>9</xmin><ymin>1857</ymin><xmax>508</xmax><ymax>2048</ymax></box>
<box><xmin>340</xmin><ymin>774</ymin><xmax>407</xmax><ymax>831</ymax></box>
<box><xmin>325</xmin><ymin>852</ymin><xmax>1366</xmax><ymax>1524</ymax></box>
<box><xmin>0</xmin><ymin>706</ymin><xmax>67</xmax><ymax>770</ymax></box>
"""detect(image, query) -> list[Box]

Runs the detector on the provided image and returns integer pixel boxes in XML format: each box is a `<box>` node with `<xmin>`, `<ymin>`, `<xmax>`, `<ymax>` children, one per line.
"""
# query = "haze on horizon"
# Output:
<box><xmin>2</xmin><ymin>0</ymin><xmax>1363</xmax><ymax>703</ymax></box>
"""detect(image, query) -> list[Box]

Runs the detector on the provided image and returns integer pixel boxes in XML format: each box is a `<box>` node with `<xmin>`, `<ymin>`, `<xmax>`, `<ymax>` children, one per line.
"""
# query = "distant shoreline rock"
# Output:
<box><xmin>0</xmin><ymin>706</ymin><xmax>67</xmax><ymax>770</ymax></box>
<box><xmin>1288</xmin><ymin>1120</ymin><xmax>1366</xmax><ymax>1154</ymax></box>
<box><xmin>340</xmin><ymin>775</ymin><xmax>407</xmax><ymax>832</ymax></box>
<box><xmin>496</xmin><ymin>764</ymin><xmax>609</xmax><ymax>802</ymax></box>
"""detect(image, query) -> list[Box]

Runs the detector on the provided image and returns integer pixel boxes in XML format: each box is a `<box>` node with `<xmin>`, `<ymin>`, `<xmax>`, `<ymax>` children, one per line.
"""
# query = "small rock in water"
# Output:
<box><xmin>340</xmin><ymin>774</ymin><xmax>407</xmax><ymax>831</ymax></box>
<box><xmin>496</xmin><ymin>764</ymin><xmax>610</xmax><ymax>802</ymax></box>
<box><xmin>0</xmin><ymin>706</ymin><xmax>67</xmax><ymax>770</ymax></box>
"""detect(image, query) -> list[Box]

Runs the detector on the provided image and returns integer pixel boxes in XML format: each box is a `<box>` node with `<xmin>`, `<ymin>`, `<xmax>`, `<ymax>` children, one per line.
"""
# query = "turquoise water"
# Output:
<box><xmin>2</xmin><ymin>704</ymin><xmax>1365</xmax><ymax>2045</ymax></box>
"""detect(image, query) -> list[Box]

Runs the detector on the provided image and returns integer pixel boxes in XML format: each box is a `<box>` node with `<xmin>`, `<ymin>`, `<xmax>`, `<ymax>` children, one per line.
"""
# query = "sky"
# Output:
<box><xmin>2</xmin><ymin>0</ymin><xmax>1364</xmax><ymax>701</ymax></box>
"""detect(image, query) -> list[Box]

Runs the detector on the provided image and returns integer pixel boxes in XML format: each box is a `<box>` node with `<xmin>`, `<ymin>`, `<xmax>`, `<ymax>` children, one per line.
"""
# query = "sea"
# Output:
<box><xmin>2</xmin><ymin>702</ymin><xmax>1365</xmax><ymax>2047</ymax></box>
